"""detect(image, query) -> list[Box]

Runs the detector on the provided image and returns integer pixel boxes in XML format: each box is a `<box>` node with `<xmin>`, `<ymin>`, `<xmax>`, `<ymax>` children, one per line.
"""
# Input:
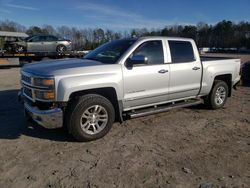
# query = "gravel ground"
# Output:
<box><xmin>0</xmin><ymin>54</ymin><xmax>249</xmax><ymax>188</ymax></box>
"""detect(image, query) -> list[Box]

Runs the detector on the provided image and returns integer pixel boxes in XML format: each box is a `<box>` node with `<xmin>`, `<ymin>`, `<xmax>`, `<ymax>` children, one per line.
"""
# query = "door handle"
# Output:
<box><xmin>158</xmin><ymin>69</ymin><xmax>168</xmax><ymax>74</ymax></box>
<box><xmin>192</xmin><ymin>67</ymin><xmax>201</xmax><ymax>70</ymax></box>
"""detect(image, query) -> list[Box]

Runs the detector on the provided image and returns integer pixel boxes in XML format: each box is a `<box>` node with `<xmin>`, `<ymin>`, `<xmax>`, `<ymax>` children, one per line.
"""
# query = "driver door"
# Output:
<box><xmin>122</xmin><ymin>40</ymin><xmax>170</xmax><ymax>110</ymax></box>
<box><xmin>27</xmin><ymin>36</ymin><xmax>45</xmax><ymax>52</ymax></box>
<box><xmin>44</xmin><ymin>36</ymin><xmax>58</xmax><ymax>52</ymax></box>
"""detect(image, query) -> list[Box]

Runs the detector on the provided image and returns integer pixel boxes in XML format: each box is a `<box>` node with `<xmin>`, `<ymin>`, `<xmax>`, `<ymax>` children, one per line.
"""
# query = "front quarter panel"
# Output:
<box><xmin>55</xmin><ymin>65</ymin><xmax>123</xmax><ymax>101</ymax></box>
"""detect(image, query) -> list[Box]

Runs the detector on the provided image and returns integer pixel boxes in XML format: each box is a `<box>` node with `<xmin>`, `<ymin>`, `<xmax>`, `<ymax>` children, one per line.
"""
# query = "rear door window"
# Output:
<box><xmin>46</xmin><ymin>36</ymin><xmax>57</xmax><ymax>41</ymax></box>
<box><xmin>31</xmin><ymin>36</ymin><xmax>46</xmax><ymax>42</ymax></box>
<box><xmin>168</xmin><ymin>41</ymin><xmax>195</xmax><ymax>63</ymax></box>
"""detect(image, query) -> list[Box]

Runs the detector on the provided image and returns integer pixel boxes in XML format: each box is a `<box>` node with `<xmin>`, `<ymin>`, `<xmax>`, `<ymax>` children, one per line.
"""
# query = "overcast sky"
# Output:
<box><xmin>0</xmin><ymin>0</ymin><xmax>250</xmax><ymax>30</ymax></box>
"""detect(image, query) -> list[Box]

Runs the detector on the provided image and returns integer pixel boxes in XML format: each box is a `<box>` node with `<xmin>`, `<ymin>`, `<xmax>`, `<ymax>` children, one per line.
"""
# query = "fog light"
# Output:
<box><xmin>43</xmin><ymin>91</ymin><xmax>55</xmax><ymax>99</ymax></box>
<box><xmin>35</xmin><ymin>90</ymin><xmax>55</xmax><ymax>100</ymax></box>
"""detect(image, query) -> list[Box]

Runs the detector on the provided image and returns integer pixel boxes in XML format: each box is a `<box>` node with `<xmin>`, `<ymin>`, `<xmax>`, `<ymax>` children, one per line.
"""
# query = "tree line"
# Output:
<box><xmin>1</xmin><ymin>19</ymin><xmax>250</xmax><ymax>50</ymax></box>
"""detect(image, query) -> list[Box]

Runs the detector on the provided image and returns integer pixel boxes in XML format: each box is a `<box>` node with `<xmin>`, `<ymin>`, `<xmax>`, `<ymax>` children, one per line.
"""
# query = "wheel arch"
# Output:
<box><xmin>214</xmin><ymin>74</ymin><xmax>232</xmax><ymax>97</ymax></box>
<box><xmin>68</xmin><ymin>87</ymin><xmax>123</xmax><ymax>123</ymax></box>
<box><xmin>14</xmin><ymin>43</ymin><xmax>27</xmax><ymax>52</ymax></box>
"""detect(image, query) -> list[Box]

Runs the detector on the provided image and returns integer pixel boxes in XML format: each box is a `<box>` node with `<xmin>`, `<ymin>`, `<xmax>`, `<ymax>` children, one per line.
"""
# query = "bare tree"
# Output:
<box><xmin>0</xmin><ymin>19</ymin><xmax>26</xmax><ymax>32</ymax></box>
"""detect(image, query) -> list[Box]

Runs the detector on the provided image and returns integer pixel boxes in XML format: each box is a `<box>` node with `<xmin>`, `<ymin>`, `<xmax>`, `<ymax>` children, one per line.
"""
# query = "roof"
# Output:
<box><xmin>0</xmin><ymin>31</ymin><xmax>29</xmax><ymax>38</ymax></box>
<box><xmin>120</xmin><ymin>36</ymin><xmax>194</xmax><ymax>43</ymax></box>
<box><xmin>139</xmin><ymin>36</ymin><xmax>193</xmax><ymax>41</ymax></box>
<box><xmin>27</xmin><ymin>34</ymin><xmax>57</xmax><ymax>37</ymax></box>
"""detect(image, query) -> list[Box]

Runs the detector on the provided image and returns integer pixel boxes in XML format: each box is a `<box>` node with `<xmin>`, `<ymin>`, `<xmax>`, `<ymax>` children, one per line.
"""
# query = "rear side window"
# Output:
<box><xmin>46</xmin><ymin>36</ymin><xmax>57</xmax><ymax>41</ymax></box>
<box><xmin>31</xmin><ymin>36</ymin><xmax>46</xmax><ymax>42</ymax></box>
<box><xmin>168</xmin><ymin>41</ymin><xmax>195</xmax><ymax>63</ymax></box>
<box><xmin>133</xmin><ymin>41</ymin><xmax>164</xmax><ymax>65</ymax></box>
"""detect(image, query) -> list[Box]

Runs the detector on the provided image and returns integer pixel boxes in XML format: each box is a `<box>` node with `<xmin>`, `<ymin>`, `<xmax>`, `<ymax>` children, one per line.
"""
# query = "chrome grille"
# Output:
<box><xmin>23</xmin><ymin>87</ymin><xmax>32</xmax><ymax>99</ymax></box>
<box><xmin>21</xmin><ymin>71</ymin><xmax>55</xmax><ymax>102</ymax></box>
<box><xmin>21</xmin><ymin>74</ymin><xmax>31</xmax><ymax>84</ymax></box>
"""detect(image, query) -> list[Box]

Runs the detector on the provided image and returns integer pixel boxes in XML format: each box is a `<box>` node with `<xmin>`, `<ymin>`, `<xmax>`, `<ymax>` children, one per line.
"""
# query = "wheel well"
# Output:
<box><xmin>57</xmin><ymin>44</ymin><xmax>66</xmax><ymax>47</ymax></box>
<box><xmin>69</xmin><ymin>87</ymin><xmax>122</xmax><ymax>122</ymax></box>
<box><xmin>56</xmin><ymin>44</ymin><xmax>66</xmax><ymax>51</ymax></box>
<box><xmin>214</xmin><ymin>74</ymin><xmax>232</xmax><ymax>97</ymax></box>
<box><xmin>15</xmin><ymin>44</ymin><xmax>26</xmax><ymax>51</ymax></box>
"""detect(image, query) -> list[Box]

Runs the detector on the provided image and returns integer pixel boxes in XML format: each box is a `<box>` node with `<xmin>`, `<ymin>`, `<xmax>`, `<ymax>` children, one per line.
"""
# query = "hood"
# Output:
<box><xmin>22</xmin><ymin>58</ymin><xmax>104</xmax><ymax>76</ymax></box>
<box><xmin>9</xmin><ymin>41</ymin><xmax>25</xmax><ymax>45</ymax></box>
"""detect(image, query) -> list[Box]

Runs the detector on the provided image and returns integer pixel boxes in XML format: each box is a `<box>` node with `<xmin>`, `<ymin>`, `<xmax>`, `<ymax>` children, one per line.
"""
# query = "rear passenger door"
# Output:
<box><xmin>123</xmin><ymin>40</ymin><xmax>170</xmax><ymax>109</ymax></box>
<box><xmin>168</xmin><ymin>40</ymin><xmax>202</xmax><ymax>100</ymax></box>
<box><xmin>44</xmin><ymin>36</ymin><xmax>58</xmax><ymax>52</ymax></box>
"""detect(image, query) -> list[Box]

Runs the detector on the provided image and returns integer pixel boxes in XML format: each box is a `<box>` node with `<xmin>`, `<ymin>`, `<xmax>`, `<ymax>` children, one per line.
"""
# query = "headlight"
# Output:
<box><xmin>33</xmin><ymin>78</ymin><xmax>54</xmax><ymax>87</ymax></box>
<box><xmin>35</xmin><ymin>90</ymin><xmax>55</xmax><ymax>100</ymax></box>
<box><xmin>32</xmin><ymin>77</ymin><xmax>55</xmax><ymax>101</ymax></box>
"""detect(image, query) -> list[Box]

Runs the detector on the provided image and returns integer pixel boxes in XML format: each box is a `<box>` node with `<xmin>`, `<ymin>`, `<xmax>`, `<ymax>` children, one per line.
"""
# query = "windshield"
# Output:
<box><xmin>25</xmin><ymin>36</ymin><xmax>34</xmax><ymax>41</ymax></box>
<box><xmin>83</xmin><ymin>39</ymin><xmax>136</xmax><ymax>64</ymax></box>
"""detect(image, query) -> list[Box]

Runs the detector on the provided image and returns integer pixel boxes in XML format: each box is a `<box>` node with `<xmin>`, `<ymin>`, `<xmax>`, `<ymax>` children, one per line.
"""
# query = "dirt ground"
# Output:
<box><xmin>0</xmin><ymin>54</ymin><xmax>249</xmax><ymax>188</ymax></box>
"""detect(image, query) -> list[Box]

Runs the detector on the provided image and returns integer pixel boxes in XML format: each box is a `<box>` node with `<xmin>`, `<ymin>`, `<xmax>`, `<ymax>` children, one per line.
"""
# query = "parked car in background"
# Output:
<box><xmin>6</xmin><ymin>34</ymin><xmax>71</xmax><ymax>53</ymax></box>
<box><xmin>241</xmin><ymin>61</ymin><xmax>250</xmax><ymax>83</ymax></box>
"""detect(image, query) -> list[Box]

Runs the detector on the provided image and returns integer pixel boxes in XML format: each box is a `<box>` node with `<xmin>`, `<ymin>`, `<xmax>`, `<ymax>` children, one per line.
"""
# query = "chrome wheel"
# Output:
<box><xmin>16</xmin><ymin>45</ymin><xmax>24</xmax><ymax>53</ymax></box>
<box><xmin>57</xmin><ymin>45</ymin><xmax>66</xmax><ymax>53</ymax></box>
<box><xmin>80</xmin><ymin>105</ymin><xmax>108</xmax><ymax>135</ymax></box>
<box><xmin>214</xmin><ymin>86</ymin><xmax>226</xmax><ymax>105</ymax></box>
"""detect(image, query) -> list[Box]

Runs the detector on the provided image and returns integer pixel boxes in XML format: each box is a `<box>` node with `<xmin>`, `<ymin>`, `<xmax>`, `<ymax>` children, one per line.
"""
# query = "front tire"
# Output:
<box><xmin>15</xmin><ymin>45</ymin><xmax>26</xmax><ymax>53</ymax></box>
<box><xmin>204</xmin><ymin>80</ymin><xmax>228</xmax><ymax>109</ymax></box>
<box><xmin>66</xmin><ymin>94</ymin><xmax>115</xmax><ymax>142</ymax></box>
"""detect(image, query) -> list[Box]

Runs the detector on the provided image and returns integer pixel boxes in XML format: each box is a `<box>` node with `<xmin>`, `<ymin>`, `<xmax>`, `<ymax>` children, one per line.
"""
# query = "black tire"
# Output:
<box><xmin>204</xmin><ymin>80</ymin><xmax>228</xmax><ymax>109</ymax></box>
<box><xmin>15</xmin><ymin>45</ymin><xmax>26</xmax><ymax>53</ymax></box>
<box><xmin>56</xmin><ymin>45</ymin><xmax>66</xmax><ymax>53</ymax></box>
<box><xmin>65</xmin><ymin>94</ymin><xmax>115</xmax><ymax>142</ymax></box>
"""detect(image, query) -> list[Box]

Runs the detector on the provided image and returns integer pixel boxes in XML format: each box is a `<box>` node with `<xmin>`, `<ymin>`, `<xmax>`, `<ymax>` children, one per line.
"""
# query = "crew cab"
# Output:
<box><xmin>19</xmin><ymin>37</ymin><xmax>241</xmax><ymax>141</ymax></box>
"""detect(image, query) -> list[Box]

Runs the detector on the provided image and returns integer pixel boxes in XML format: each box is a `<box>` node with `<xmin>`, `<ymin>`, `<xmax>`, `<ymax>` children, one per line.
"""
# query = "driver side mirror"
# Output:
<box><xmin>126</xmin><ymin>55</ymin><xmax>148</xmax><ymax>68</ymax></box>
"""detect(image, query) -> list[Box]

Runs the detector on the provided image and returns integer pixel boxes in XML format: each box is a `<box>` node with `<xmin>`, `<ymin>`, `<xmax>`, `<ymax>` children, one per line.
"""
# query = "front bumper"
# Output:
<box><xmin>18</xmin><ymin>91</ymin><xmax>63</xmax><ymax>129</ymax></box>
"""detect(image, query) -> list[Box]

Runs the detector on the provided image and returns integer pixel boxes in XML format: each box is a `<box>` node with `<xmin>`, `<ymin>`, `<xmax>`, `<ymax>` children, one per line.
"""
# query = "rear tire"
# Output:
<box><xmin>65</xmin><ymin>94</ymin><xmax>115</xmax><ymax>142</ymax></box>
<box><xmin>204</xmin><ymin>80</ymin><xmax>228</xmax><ymax>109</ymax></box>
<box><xmin>56</xmin><ymin>45</ymin><xmax>66</xmax><ymax>53</ymax></box>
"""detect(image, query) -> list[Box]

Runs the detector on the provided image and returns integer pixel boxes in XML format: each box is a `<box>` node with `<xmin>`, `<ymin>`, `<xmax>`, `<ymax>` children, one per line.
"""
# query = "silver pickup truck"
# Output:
<box><xmin>19</xmin><ymin>37</ymin><xmax>241</xmax><ymax>141</ymax></box>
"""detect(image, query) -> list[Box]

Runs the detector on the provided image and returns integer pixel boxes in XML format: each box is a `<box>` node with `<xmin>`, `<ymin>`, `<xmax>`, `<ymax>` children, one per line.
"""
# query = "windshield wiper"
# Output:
<box><xmin>83</xmin><ymin>57</ymin><xmax>95</xmax><ymax>60</ymax></box>
<box><xmin>83</xmin><ymin>57</ymin><xmax>99</xmax><ymax>61</ymax></box>
<box><xmin>83</xmin><ymin>56</ymin><xmax>115</xmax><ymax>64</ymax></box>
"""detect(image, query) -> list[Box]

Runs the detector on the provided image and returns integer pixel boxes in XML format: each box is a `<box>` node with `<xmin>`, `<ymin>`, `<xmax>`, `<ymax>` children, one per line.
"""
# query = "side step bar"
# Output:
<box><xmin>127</xmin><ymin>99</ymin><xmax>202</xmax><ymax>119</ymax></box>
